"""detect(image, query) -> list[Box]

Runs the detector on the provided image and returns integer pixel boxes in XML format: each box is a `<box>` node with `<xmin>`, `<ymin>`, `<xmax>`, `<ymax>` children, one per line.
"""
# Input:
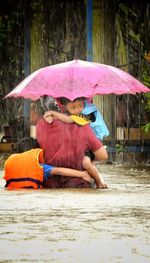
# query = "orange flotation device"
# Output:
<box><xmin>4</xmin><ymin>148</ymin><xmax>44</xmax><ymax>189</ymax></box>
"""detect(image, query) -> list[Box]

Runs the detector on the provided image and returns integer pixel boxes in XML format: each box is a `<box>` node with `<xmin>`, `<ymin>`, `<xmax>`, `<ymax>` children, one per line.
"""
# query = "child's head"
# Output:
<box><xmin>16</xmin><ymin>137</ymin><xmax>40</xmax><ymax>153</ymax></box>
<box><xmin>59</xmin><ymin>97</ymin><xmax>85</xmax><ymax>115</ymax></box>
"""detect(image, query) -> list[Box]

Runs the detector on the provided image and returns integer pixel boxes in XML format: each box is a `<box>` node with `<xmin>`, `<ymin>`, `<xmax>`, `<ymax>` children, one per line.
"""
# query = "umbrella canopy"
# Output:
<box><xmin>5</xmin><ymin>59</ymin><xmax>149</xmax><ymax>101</ymax></box>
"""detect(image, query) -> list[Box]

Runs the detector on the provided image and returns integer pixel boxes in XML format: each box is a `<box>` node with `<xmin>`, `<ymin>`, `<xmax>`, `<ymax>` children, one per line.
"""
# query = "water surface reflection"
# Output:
<box><xmin>0</xmin><ymin>164</ymin><xmax>150</xmax><ymax>263</ymax></box>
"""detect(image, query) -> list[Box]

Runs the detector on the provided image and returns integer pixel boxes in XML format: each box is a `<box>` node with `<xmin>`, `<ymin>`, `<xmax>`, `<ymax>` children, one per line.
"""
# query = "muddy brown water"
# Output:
<box><xmin>0</xmin><ymin>164</ymin><xmax>150</xmax><ymax>263</ymax></box>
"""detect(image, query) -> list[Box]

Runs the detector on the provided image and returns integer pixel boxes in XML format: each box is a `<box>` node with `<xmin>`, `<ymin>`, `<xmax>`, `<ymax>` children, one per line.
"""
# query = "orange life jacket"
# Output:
<box><xmin>4</xmin><ymin>148</ymin><xmax>44</xmax><ymax>189</ymax></box>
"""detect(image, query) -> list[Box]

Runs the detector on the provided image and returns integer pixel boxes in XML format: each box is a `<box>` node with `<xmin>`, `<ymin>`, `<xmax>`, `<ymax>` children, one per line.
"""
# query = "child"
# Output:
<box><xmin>43</xmin><ymin>97</ymin><xmax>109</xmax><ymax>140</ymax></box>
<box><xmin>3</xmin><ymin>137</ymin><xmax>92</xmax><ymax>189</ymax></box>
<box><xmin>43</xmin><ymin>97</ymin><xmax>109</xmax><ymax>189</ymax></box>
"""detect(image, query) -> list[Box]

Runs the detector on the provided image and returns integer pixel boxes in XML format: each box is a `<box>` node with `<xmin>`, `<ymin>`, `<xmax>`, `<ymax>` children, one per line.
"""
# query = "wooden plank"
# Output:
<box><xmin>129</xmin><ymin>128</ymin><xmax>140</xmax><ymax>140</ymax></box>
<box><xmin>141</xmin><ymin>130</ymin><xmax>150</xmax><ymax>140</ymax></box>
<box><xmin>0</xmin><ymin>143</ymin><xmax>16</xmax><ymax>153</ymax></box>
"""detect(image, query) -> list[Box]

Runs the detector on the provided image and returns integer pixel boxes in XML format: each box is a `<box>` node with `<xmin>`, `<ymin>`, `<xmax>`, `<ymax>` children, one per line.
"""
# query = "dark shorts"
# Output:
<box><xmin>85</xmin><ymin>150</ymin><xmax>95</xmax><ymax>161</ymax></box>
<box><xmin>43</xmin><ymin>175</ymin><xmax>91</xmax><ymax>189</ymax></box>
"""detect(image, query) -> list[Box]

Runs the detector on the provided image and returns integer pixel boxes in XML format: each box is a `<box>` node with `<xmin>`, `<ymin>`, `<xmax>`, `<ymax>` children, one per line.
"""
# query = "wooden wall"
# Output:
<box><xmin>0</xmin><ymin>0</ymin><xmax>149</xmax><ymax>142</ymax></box>
<box><xmin>92</xmin><ymin>0</ymin><xmax>150</xmax><ymax>142</ymax></box>
<box><xmin>93</xmin><ymin>0</ymin><xmax>116</xmax><ymax>141</ymax></box>
<box><xmin>30</xmin><ymin>0</ymin><xmax>86</xmax><ymax>72</ymax></box>
<box><xmin>29</xmin><ymin>0</ymin><xmax>87</xmax><ymax>124</ymax></box>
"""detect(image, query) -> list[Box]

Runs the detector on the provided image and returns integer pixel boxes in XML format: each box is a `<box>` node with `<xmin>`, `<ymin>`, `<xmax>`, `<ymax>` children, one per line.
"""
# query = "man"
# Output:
<box><xmin>36</xmin><ymin>118</ymin><xmax>108</xmax><ymax>188</ymax></box>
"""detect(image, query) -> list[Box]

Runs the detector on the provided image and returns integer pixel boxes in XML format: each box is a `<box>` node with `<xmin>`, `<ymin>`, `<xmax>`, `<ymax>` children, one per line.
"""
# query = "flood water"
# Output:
<box><xmin>0</xmin><ymin>164</ymin><xmax>150</xmax><ymax>263</ymax></box>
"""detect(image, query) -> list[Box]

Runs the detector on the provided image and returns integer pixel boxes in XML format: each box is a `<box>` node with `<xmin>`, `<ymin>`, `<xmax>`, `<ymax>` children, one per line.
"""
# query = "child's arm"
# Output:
<box><xmin>43</xmin><ymin>110</ymin><xmax>73</xmax><ymax>124</ymax></box>
<box><xmin>51</xmin><ymin>167</ymin><xmax>92</xmax><ymax>183</ymax></box>
<box><xmin>44</xmin><ymin>110</ymin><xmax>90</xmax><ymax>126</ymax></box>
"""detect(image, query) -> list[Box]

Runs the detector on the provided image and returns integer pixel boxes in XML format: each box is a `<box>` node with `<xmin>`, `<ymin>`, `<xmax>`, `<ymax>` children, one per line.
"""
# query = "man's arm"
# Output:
<box><xmin>84</xmin><ymin>124</ymin><xmax>108</xmax><ymax>162</ymax></box>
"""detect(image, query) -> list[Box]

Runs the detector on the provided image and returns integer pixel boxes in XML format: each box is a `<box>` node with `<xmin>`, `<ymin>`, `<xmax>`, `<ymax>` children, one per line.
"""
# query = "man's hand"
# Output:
<box><xmin>82</xmin><ymin>171</ymin><xmax>93</xmax><ymax>183</ymax></box>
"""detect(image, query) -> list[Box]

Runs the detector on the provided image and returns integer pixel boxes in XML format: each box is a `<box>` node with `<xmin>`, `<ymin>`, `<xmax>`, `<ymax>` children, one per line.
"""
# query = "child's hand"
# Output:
<box><xmin>43</xmin><ymin>112</ymin><xmax>53</xmax><ymax>124</ymax></box>
<box><xmin>44</xmin><ymin>111</ymin><xmax>53</xmax><ymax>118</ymax></box>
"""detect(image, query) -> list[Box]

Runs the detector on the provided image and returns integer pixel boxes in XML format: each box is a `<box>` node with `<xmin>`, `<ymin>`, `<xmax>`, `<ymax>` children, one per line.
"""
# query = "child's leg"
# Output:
<box><xmin>82</xmin><ymin>156</ymin><xmax>107</xmax><ymax>189</ymax></box>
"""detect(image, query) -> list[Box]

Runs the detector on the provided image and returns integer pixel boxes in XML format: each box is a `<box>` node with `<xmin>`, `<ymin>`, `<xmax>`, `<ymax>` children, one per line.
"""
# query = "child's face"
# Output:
<box><xmin>66</xmin><ymin>99</ymin><xmax>84</xmax><ymax>115</ymax></box>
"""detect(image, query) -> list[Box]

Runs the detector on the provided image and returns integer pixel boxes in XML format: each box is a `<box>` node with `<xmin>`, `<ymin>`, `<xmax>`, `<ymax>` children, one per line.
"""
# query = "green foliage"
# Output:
<box><xmin>144</xmin><ymin>92</ymin><xmax>150</xmax><ymax>111</ymax></box>
<box><xmin>142</xmin><ymin>123</ymin><xmax>150</xmax><ymax>133</ymax></box>
<box><xmin>116</xmin><ymin>143</ymin><xmax>126</xmax><ymax>153</ymax></box>
<box><xmin>142</xmin><ymin>64</ymin><xmax>150</xmax><ymax>133</ymax></box>
<box><xmin>142</xmin><ymin>98</ymin><xmax>150</xmax><ymax>133</ymax></box>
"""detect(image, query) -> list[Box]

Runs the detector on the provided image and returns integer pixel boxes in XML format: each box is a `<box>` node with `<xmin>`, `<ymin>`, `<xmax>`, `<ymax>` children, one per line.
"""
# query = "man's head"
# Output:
<box><xmin>40</xmin><ymin>96</ymin><xmax>61</xmax><ymax>112</ymax></box>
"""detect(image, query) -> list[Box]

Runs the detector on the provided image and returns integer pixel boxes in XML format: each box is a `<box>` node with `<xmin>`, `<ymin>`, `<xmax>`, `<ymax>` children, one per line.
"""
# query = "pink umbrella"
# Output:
<box><xmin>5</xmin><ymin>59</ymin><xmax>149</xmax><ymax>101</ymax></box>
